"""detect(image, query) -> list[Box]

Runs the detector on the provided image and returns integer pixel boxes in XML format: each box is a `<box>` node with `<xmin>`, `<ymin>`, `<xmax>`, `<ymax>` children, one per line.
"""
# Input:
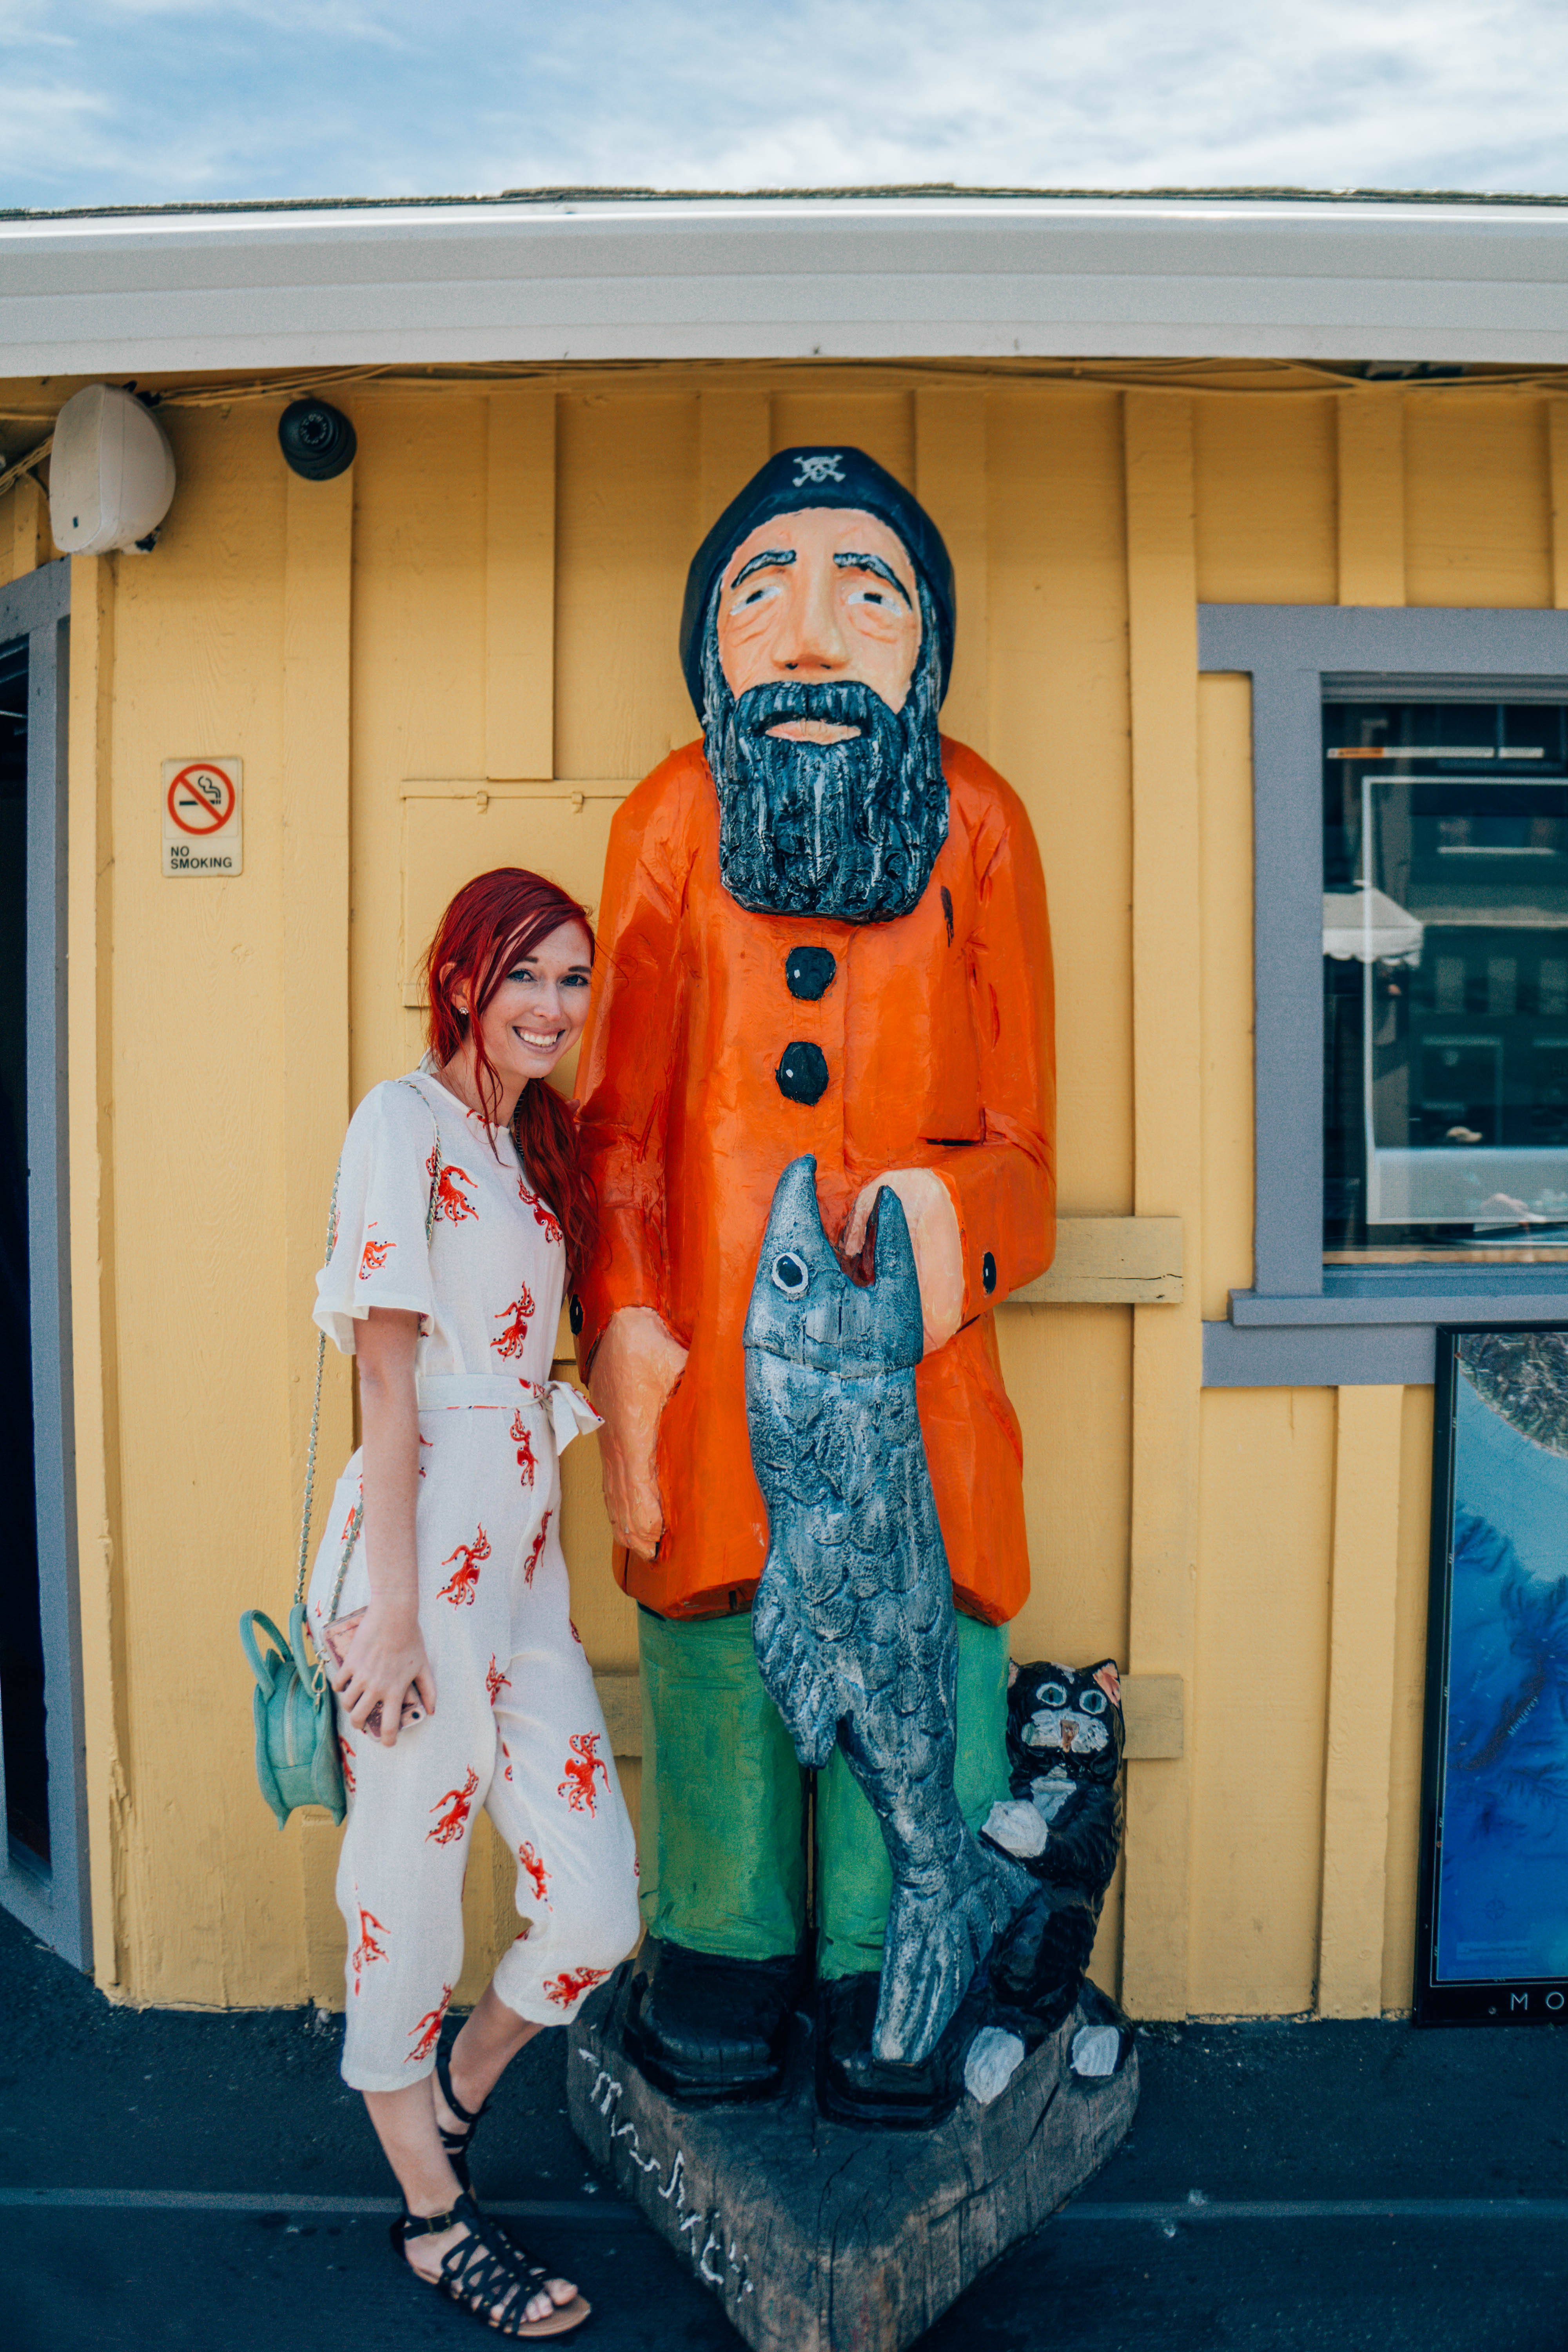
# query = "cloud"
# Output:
<box><xmin>3</xmin><ymin>0</ymin><xmax>1567</xmax><ymax>210</ymax></box>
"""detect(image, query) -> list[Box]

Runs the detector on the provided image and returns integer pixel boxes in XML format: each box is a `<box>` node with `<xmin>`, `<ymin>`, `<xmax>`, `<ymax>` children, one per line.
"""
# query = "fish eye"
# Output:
<box><xmin>1080</xmin><ymin>1690</ymin><xmax>1106</xmax><ymax>1714</ymax></box>
<box><xmin>1037</xmin><ymin>1682</ymin><xmax>1068</xmax><ymax>1708</ymax></box>
<box><xmin>771</xmin><ymin>1251</ymin><xmax>809</xmax><ymax>1295</ymax></box>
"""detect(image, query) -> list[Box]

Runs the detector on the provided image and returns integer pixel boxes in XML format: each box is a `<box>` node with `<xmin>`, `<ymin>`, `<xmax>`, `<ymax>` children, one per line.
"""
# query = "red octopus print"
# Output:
<box><xmin>418</xmin><ymin>1434</ymin><xmax>433</xmax><ymax>1479</ymax></box>
<box><xmin>569</xmin><ymin>1617</ymin><xmax>583</xmax><ymax>1648</ymax></box>
<box><xmin>493</xmin><ymin>1283</ymin><xmax>536</xmax><ymax>1360</ymax></box>
<box><xmin>523</xmin><ymin>1508</ymin><xmax>553</xmax><ymax>1588</ymax></box>
<box><xmin>557</xmin><ymin>1730</ymin><xmax>608</xmax><ymax>1815</ymax></box>
<box><xmin>339</xmin><ymin>1487</ymin><xmax>361</xmax><ymax>1541</ymax></box>
<box><xmin>518</xmin><ymin>1179</ymin><xmax>563</xmax><ymax>1247</ymax></box>
<box><xmin>358</xmin><ymin>1229</ymin><xmax>394</xmax><ymax>1279</ymax></box>
<box><xmin>518</xmin><ymin>1841</ymin><xmax>550</xmax><ymax>1905</ymax></box>
<box><xmin>338</xmin><ymin>1738</ymin><xmax>356</xmax><ymax>1797</ymax></box>
<box><xmin>432</xmin><ymin>1162</ymin><xmax>478</xmax><ymax>1224</ymax></box>
<box><xmin>406</xmin><ymin>1983</ymin><xmax>453</xmax><ymax>2065</ymax></box>
<box><xmin>437</xmin><ymin>1526</ymin><xmax>491</xmax><ymax>1605</ymax></box>
<box><xmin>428</xmin><ymin>1767</ymin><xmax>479</xmax><ymax>1846</ymax></box>
<box><xmin>499</xmin><ymin>1739</ymin><xmax>514</xmax><ymax>1784</ymax></box>
<box><xmin>510</xmin><ymin>1411</ymin><xmax>538</xmax><ymax>1490</ymax></box>
<box><xmin>485</xmin><ymin>1654</ymin><xmax>511</xmax><ymax>1706</ymax></box>
<box><xmin>543</xmin><ymin>1965</ymin><xmax>610</xmax><ymax>2010</ymax></box>
<box><xmin>351</xmin><ymin>1903</ymin><xmax>389</xmax><ymax>1994</ymax></box>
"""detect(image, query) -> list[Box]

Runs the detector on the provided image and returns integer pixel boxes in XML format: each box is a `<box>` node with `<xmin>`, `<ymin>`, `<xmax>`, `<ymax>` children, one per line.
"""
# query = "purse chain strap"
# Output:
<box><xmin>292</xmin><ymin>1082</ymin><xmax>445</xmax><ymax>1671</ymax></box>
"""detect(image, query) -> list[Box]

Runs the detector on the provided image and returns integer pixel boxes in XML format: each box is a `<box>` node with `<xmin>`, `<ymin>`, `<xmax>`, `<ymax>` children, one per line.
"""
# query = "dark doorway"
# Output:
<box><xmin>0</xmin><ymin>636</ymin><xmax>44</xmax><ymax>1864</ymax></box>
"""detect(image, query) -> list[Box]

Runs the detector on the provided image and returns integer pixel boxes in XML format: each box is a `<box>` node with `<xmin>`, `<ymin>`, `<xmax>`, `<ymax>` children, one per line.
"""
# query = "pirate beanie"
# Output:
<box><xmin>679</xmin><ymin>446</ymin><xmax>957</xmax><ymax>716</ymax></box>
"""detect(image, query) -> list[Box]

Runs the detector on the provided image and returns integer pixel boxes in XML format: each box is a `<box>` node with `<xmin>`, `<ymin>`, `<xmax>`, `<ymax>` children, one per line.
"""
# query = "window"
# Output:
<box><xmin>1323</xmin><ymin>696</ymin><xmax>1568</xmax><ymax>1262</ymax></box>
<box><xmin>1196</xmin><ymin>606</ymin><xmax>1568</xmax><ymax>1388</ymax></box>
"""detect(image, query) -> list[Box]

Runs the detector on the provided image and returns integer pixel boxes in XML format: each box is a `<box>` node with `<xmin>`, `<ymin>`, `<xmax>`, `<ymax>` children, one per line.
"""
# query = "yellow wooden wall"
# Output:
<box><xmin>4</xmin><ymin>366</ymin><xmax>1566</xmax><ymax>2016</ymax></box>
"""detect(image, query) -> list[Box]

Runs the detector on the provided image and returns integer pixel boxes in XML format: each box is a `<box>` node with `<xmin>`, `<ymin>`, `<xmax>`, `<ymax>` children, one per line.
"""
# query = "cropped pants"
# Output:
<box><xmin>309</xmin><ymin>1387</ymin><xmax>641</xmax><ymax>2094</ymax></box>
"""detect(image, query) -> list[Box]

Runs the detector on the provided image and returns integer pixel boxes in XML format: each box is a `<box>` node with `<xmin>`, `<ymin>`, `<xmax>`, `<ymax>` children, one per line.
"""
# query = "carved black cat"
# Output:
<box><xmin>980</xmin><ymin>1659</ymin><xmax>1126</xmax><ymax>2038</ymax></box>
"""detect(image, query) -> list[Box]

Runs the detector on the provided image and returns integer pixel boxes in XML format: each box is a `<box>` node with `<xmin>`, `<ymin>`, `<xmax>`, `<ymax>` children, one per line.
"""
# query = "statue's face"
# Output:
<box><xmin>701</xmin><ymin>501</ymin><xmax>947</xmax><ymax>925</ymax></box>
<box><xmin>716</xmin><ymin>506</ymin><xmax>922</xmax><ymax>729</ymax></box>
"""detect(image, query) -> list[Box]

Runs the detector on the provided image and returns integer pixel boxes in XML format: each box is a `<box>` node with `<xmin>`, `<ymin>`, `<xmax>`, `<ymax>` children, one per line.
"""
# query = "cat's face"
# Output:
<box><xmin>1007</xmin><ymin>1660</ymin><xmax>1124</xmax><ymax>1780</ymax></box>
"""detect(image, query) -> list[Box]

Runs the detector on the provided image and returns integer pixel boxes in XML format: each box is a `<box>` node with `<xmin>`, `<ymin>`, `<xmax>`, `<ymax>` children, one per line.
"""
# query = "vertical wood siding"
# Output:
<box><xmin>20</xmin><ymin>365</ymin><xmax>1562</xmax><ymax>2013</ymax></box>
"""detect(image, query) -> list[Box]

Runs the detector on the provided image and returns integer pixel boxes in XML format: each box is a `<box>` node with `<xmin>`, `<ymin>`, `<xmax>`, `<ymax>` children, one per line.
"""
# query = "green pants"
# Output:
<box><xmin>637</xmin><ymin>1605</ymin><xmax>1013</xmax><ymax>1982</ymax></box>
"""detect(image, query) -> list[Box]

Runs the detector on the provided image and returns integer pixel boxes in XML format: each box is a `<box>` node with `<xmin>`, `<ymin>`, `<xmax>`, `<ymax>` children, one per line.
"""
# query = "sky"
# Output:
<box><xmin>5</xmin><ymin>0</ymin><xmax>1568</xmax><ymax>214</ymax></box>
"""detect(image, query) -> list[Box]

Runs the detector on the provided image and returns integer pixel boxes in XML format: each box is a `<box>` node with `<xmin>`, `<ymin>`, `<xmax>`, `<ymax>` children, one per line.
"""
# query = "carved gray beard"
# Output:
<box><xmin>700</xmin><ymin>584</ymin><xmax>948</xmax><ymax>924</ymax></box>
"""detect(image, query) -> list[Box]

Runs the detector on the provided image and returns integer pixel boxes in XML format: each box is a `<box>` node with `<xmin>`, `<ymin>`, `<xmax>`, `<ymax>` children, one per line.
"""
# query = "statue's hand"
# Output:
<box><xmin>842</xmin><ymin>1170</ymin><xmax>965</xmax><ymax>1356</ymax></box>
<box><xmin>588</xmin><ymin>1306</ymin><xmax>691</xmax><ymax>1560</ymax></box>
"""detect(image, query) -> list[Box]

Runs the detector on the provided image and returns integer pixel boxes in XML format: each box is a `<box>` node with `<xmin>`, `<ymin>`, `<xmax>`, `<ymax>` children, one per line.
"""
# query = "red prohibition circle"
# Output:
<box><xmin>167</xmin><ymin>764</ymin><xmax>236</xmax><ymax>837</ymax></box>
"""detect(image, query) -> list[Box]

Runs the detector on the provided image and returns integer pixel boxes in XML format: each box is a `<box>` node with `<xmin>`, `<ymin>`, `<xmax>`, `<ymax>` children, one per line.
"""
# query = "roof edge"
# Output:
<box><xmin>4</xmin><ymin>182</ymin><xmax>1568</xmax><ymax>225</ymax></box>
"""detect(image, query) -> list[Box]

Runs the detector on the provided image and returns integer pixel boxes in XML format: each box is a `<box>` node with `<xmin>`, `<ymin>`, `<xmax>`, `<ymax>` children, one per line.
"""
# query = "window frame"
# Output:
<box><xmin>0</xmin><ymin>555</ymin><xmax>89</xmax><ymax>1969</ymax></box>
<box><xmin>1198</xmin><ymin>604</ymin><xmax>1568</xmax><ymax>1388</ymax></box>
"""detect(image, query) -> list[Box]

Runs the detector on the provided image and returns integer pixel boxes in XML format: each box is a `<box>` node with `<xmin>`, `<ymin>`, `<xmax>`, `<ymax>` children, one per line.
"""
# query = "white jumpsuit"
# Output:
<box><xmin>309</xmin><ymin>1060</ymin><xmax>640</xmax><ymax>2094</ymax></box>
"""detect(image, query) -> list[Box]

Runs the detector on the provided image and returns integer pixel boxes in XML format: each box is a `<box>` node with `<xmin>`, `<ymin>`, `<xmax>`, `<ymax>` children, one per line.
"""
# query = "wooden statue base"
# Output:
<box><xmin>567</xmin><ymin>1965</ymin><xmax>1139</xmax><ymax>2352</ymax></box>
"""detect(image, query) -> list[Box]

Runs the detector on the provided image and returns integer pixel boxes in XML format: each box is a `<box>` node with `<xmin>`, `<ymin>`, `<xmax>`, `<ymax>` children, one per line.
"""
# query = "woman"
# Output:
<box><xmin>309</xmin><ymin>867</ymin><xmax>639</xmax><ymax>2339</ymax></box>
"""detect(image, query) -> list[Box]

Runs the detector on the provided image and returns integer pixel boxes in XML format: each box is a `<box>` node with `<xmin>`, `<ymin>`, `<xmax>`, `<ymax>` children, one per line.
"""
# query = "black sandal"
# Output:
<box><xmin>394</xmin><ymin>2191</ymin><xmax>591</xmax><ymax>2339</ymax></box>
<box><xmin>436</xmin><ymin>2046</ymin><xmax>492</xmax><ymax>2193</ymax></box>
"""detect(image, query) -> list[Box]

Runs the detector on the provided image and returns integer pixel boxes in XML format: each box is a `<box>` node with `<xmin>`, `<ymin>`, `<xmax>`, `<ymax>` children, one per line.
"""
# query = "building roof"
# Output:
<box><xmin>2</xmin><ymin>188</ymin><xmax>1566</xmax><ymax>375</ymax></box>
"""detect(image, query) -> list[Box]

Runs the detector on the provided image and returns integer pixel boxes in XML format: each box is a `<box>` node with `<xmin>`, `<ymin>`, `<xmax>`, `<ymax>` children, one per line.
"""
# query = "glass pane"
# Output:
<box><xmin>1323</xmin><ymin>697</ymin><xmax>1568</xmax><ymax>1263</ymax></box>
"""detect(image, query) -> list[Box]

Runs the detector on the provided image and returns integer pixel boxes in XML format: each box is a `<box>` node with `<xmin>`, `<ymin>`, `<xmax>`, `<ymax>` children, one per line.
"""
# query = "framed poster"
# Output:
<box><xmin>1417</xmin><ymin>1328</ymin><xmax>1568</xmax><ymax>2024</ymax></box>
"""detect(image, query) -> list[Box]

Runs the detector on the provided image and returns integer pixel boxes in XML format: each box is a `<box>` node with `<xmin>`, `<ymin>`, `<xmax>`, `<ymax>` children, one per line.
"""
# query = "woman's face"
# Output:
<box><xmin>464</xmin><ymin>917</ymin><xmax>593</xmax><ymax>1093</ymax></box>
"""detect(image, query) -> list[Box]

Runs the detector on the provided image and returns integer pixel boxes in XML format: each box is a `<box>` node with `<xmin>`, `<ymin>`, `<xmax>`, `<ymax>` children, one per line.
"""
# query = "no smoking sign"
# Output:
<box><xmin>162</xmin><ymin>758</ymin><xmax>243</xmax><ymax>876</ymax></box>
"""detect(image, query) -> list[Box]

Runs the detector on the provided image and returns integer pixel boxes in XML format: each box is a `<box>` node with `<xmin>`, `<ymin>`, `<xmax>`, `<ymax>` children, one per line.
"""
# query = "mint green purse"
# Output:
<box><xmin>240</xmin><ymin>1286</ymin><xmax>360</xmax><ymax>1829</ymax></box>
<box><xmin>240</xmin><ymin>1095</ymin><xmax>442</xmax><ymax>1829</ymax></box>
<box><xmin>240</xmin><ymin>1167</ymin><xmax>361</xmax><ymax>1831</ymax></box>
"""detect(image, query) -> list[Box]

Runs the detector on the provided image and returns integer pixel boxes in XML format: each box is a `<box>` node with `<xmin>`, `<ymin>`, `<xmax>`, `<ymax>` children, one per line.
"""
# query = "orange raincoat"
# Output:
<box><xmin>574</xmin><ymin>736</ymin><xmax>1055</xmax><ymax>1624</ymax></box>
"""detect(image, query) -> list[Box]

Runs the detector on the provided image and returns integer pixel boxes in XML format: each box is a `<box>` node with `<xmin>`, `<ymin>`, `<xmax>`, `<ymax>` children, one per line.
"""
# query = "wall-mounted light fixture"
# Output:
<box><xmin>49</xmin><ymin>383</ymin><xmax>176</xmax><ymax>555</ymax></box>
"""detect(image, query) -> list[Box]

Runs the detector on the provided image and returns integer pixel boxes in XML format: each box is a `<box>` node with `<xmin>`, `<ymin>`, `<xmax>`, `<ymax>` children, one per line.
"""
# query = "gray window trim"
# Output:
<box><xmin>1198</xmin><ymin>603</ymin><xmax>1568</xmax><ymax>1389</ymax></box>
<box><xmin>0</xmin><ymin>556</ymin><xmax>89</xmax><ymax>1969</ymax></box>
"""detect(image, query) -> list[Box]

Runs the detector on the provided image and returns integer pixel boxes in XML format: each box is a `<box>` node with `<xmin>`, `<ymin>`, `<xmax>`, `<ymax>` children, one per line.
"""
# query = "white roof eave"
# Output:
<box><xmin>2</xmin><ymin>192</ymin><xmax>1567</xmax><ymax>375</ymax></box>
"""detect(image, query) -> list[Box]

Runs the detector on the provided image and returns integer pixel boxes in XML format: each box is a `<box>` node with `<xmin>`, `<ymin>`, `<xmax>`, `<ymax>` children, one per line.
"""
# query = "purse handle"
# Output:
<box><xmin>294</xmin><ymin>1082</ymin><xmax>445</xmax><ymax>1659</ymax></box>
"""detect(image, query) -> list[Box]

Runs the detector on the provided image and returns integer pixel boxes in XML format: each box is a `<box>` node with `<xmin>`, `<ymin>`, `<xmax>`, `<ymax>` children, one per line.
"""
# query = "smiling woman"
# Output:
<box><xmin>298</xmin><ymin>862</ymin><xmax>639</xmax><ymax>2338</ymax></box>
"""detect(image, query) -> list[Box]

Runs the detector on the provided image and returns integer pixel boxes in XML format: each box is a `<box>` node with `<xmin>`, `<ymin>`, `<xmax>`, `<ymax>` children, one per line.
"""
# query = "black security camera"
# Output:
<box><xmin>278</xmin><ymin>399</ymin><xmax>357</xmax><ymax>482</ymax></box>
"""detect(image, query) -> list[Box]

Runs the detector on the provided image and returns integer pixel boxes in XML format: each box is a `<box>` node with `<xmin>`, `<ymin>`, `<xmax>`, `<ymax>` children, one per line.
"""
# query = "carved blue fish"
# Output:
<box><xmin>743</xmin><ymin>1154</ymin><xmax>1030</xmax><ymax>2065</ymax></box>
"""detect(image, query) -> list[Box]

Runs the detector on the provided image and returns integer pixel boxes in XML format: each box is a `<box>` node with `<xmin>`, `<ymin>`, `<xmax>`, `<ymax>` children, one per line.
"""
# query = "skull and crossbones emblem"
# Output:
<box><xmin>792</xmin><ymin>453</ymin><xmax>846</xmax><ymax>487</ymax></box>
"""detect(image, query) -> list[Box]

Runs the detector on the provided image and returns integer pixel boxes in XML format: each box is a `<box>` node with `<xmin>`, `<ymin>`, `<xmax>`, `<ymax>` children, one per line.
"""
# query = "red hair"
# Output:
<box><xmin>422</xmin><ymin>869</ymin><xmax>597</xmax><ymax>1275</ymax></box>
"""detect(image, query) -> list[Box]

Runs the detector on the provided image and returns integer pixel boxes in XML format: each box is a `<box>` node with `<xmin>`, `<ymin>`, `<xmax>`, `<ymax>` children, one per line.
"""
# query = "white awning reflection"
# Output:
<box><xmin>1323</xmin><ymin>887</ymin><xmax>1425</xmax><ymax>966</ymax></box>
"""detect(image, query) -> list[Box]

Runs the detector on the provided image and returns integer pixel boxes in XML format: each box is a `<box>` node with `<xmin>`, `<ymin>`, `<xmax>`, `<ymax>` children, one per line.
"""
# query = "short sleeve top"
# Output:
<box><xmin>313</xmin><ymin>1058</ymin><xmax>566</xmax><ymax>1387</ymax></box>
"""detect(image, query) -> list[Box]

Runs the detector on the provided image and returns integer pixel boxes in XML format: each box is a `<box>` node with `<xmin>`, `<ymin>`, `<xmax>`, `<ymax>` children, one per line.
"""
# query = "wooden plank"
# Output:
<box><xmin>1120</xmin><ymin>392</ymin><xmax>1203</xmax><ymax>2021</ymax></box>
<box><xmin>594</xmin><ymin>1666</ymin><xmax>1182</xmax><ymax>1763</ymax></box>
<box><xmin>915</xmin><ymin>385</ymin><xmax>989</xmax><ymax>758</ymax></box>
<box><xmin>699</xmin><ymin>390</ymin><xmax>770</xmax><ymax>537</ymax></box>
<box><xmin>1007</xmin><ymin>1215</ymin><xmax>1181</xmax><ymax>1305</ymax></box>
<box><xmin>66</xmin><ymin>553</ymin><xmax>127</xmax><ymax>1991</ymax></box>
<box><xmin>1406</xmin><ymin>394</ymin><xmax>1553</xmax><ymax>610</ymax></box>
<box><xmin>10</xmin><ymin>472</ymin><xmax>49</xmax><ymax>580</ymax></box>
<box><xmin>1123</xmin><ymin>1673</ymin><xmax>1184</xmax><ymax>1762</ymax></box>
<box><xmin>1317</xmin><ymin>1384</ymin><xmax>1405</xmax><ymax>2019</ymax></box>
<box><xmin>1337</xmin><ymin>393</ymin><xmax>1406</xmax><ymax>607</ymax></box>
<box><xmin>595</xmin><ymin>1667</ymin><xmax>643</xmax><ymax>1757</ymax></box>
<box><xmin>1551</xmin><ymin>400</ymin><xmax>1568</xmax><ymax>612</ymax></box>
<box><xmin>281</xmin><ymin>460</ymin><xmax>356</xmax><ymax>2004</ymax></box>
<box><xmin>486</xmin><ymin>389</ymin><xmax>556</xmax><ymax>780</ymax></box>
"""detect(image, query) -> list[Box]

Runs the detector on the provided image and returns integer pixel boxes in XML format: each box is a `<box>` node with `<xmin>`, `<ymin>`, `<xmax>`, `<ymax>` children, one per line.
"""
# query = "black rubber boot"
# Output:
<box><xmin>621</xmin><ymin>1936</ymin><xmax>799</xmax><ymax>2104</ymax></box>
<box><xmin>814</xmin><ymin>1969</ymin><xmax>970</xmax><ymax>2131</ymax></box>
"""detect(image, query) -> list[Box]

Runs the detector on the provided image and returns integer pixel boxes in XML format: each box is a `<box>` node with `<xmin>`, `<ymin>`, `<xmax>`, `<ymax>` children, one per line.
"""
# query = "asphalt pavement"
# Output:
<box><xmin>7</xmin><ymin>1902</ymin><xmax>1568</xmax><ymax>2351</ymax></box>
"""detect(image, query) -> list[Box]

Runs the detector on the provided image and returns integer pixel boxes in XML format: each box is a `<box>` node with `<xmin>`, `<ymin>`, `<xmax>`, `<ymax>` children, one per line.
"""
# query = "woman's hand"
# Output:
<box><xmin>330</xmin><ymin>1595</ymin><xmax>437</xmax><ymax>1748</ymax></box>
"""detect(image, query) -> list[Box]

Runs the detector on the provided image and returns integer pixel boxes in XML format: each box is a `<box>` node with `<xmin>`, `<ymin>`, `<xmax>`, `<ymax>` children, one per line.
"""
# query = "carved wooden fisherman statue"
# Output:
<box><xmin>574</xmin><ymin>446</ymin><xmax>1055</xmax><ymax>2123</ymax></box>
